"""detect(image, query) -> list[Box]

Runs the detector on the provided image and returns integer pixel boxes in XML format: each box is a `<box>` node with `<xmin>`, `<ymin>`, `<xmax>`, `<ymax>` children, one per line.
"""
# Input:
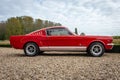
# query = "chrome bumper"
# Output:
<box><xmin>107</xmin><ymin>43</ymin><xmax>114</xmax><ymax>49</ymax></box>
<box><xmin>107</xmin><ymin>43</ymin><xmax>114</xmax><ymax>46</ymax></box>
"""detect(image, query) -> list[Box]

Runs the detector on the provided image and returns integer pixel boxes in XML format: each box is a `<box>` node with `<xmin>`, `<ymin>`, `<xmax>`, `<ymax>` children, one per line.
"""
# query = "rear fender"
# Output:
<box><xmin>21</xmin><ymin>37</ymin><xmax>43</xmax><ymax>49</ymax></box>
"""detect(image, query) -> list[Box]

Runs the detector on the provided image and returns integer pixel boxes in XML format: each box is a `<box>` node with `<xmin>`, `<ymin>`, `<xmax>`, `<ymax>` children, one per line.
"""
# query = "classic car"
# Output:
<box><xmin>10</xmin><ymin>26</ymin><xmax>113</xmax><ymax>57</ymax></box>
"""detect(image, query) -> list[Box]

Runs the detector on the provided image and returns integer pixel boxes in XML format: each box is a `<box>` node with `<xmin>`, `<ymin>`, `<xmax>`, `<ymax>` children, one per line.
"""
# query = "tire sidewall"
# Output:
<box><xmin>24</xmin><ymin>43</ymin><xmax>39</xmax><ymax>56</ymax></box>
<box><xmin>88</xmin><ymin>42</ymin><xmax>105</xmax><ymax>57</ymax></box>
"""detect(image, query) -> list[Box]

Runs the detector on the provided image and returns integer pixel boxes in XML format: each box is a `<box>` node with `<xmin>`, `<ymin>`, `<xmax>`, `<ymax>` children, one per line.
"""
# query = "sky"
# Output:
<box><xmin>0</xmin><ymin>0</ymin><xmax>120</xmax><ymax>36</ymax></box>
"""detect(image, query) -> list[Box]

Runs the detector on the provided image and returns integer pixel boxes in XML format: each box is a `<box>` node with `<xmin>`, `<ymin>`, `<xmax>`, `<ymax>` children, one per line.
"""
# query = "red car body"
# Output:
<box><xmin>10</xmin><ymin>26</ymin><xmax>113</xmax><ymax>57</ymax></box>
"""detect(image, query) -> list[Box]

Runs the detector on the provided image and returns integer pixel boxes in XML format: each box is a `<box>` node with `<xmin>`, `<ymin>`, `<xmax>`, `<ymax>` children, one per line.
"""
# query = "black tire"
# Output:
<box><xmin>87</xmin><ymin>42</ymin><xmax>105</xmax><ymax>57</ymax></box>
<box><xmin>39</xmin><ymin>51</ymin><xmax>44</xmax><ymax>54</ymax></box>
<box><xmin>24</xmin><ymin>42</ymin><xmax>39</xmax><ymax>56</ymax></box>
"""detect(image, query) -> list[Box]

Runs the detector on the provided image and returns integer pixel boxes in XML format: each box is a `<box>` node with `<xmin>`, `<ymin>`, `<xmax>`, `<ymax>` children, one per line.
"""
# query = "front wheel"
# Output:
<box><xmin>38</xmin><ymin>51</ymin><xmax>44</xmax><ymax>54</ymax></box>
<box><xmin>87</xmin><ymin>42</ymin><xmax>105</xmax><ymax>57</ymax></box>
<box><xmin>24</xmin><ymin>43</ymin><xmax>39</xmax><ymax>56</ymax></box>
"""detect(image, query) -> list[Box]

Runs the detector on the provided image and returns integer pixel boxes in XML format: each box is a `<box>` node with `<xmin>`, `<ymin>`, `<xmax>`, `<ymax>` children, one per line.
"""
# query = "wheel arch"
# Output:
<box><xmin>23</xmin><ymin>41</ymin><xmax>39</xmax><ymax>49</ymax></box>
<box><xmin>87</xmin><ymin>41</ymin><xmax>105</xmax><ymax>51</ymax></box>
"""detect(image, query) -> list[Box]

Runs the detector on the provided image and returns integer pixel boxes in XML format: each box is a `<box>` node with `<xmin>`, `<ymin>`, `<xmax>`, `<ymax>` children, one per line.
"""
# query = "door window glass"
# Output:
<box><xmin>47</xmin><ymin>28</ymin><xmax>72</xmax><ymax>36</ymax></box>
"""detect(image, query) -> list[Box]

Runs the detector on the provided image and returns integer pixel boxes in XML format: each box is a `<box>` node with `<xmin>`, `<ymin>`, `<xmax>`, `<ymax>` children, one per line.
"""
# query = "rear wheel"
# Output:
<box><xmin>24</xmin><ymin>42</ymin><xmax>39</xmax><ymax>56</ymax></box>
<box><xmin>88</xmin><ymin>42</ymin><xmax>105</xmax><ymax>57</ymax></box>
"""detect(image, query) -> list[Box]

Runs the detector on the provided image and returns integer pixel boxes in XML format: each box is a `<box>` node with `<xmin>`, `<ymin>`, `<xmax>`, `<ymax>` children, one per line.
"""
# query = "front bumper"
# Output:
<box><xmin>106</xmin><ymin>43</ymin><xmax>114</xmax><ymax>49</ymax></box>
<box><xmin>107</xmin><ymin>43</ymin><xmax>114</xmax><ymax>46</ymax></box>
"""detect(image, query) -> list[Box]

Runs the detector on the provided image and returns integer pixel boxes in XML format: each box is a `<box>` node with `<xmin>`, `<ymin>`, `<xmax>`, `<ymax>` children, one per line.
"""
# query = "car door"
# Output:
<box><xmin>46</xmin><ymin>28</ymin><xmax>83</xmax><ymax>46</ymax></box>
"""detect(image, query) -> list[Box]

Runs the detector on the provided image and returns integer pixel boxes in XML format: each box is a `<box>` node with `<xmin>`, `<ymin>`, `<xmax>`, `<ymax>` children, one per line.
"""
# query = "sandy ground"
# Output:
<box><xmin>0</xmin><ymin>47</ymin><xmax>120</xmax><ymax>80</ymax></box>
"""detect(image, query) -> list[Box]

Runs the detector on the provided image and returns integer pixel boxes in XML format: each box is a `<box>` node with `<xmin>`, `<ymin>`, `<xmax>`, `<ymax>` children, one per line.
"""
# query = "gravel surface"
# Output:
<box><xmin>0</xmin><ymin>47</ymin><xmax>120</xmax><ymax>80</ymax></box>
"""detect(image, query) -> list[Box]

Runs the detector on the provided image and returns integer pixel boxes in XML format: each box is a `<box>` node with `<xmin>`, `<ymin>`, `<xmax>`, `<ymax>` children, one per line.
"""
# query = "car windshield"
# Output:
<box><xmin>47</xmin><ymin>28</ymin><xmax>73</xmax><ymax>36</ymax></box>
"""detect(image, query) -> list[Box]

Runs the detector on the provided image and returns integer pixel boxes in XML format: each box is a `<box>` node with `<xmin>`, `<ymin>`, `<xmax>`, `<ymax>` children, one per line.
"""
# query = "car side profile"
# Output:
<box><xmin>10</xmin><ymin>26</ymin><xmax>113</xmax><ymax>57</ymax></box>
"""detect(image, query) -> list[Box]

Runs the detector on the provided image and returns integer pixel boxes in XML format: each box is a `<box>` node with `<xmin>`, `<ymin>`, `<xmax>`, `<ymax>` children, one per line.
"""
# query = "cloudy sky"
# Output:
<box><xmin>0</xmin><ymin>0</ymin><xmax>120</xmax><ymax>36</ymax></box>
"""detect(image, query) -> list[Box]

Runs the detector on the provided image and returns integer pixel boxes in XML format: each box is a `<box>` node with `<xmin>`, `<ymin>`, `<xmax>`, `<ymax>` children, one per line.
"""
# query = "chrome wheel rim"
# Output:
<box><xmin>91</xmin><ymin>44</ymin><xmax>102</xmax><ymax>56</ymax></box>
<box><xmin>26</xmin><ymin>44</ymin><xmax>36</xmax><ymax>55</ymax></box>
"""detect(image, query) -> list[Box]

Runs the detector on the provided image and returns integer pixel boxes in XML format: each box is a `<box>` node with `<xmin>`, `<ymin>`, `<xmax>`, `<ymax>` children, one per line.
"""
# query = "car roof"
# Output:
<box><xmin>27</xmin><ymin>26</ymin><xmax>66</xmax><ymax>35</ymax></box>
<box><xmin>41</xmin><ymin>26</ymin><xmax>66</xmax><ymax>30</ymax></box>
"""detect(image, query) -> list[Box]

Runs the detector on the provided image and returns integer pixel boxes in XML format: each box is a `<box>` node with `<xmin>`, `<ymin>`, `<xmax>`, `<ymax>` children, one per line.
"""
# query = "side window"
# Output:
<box><xmin>47</xmin><ymin>28</ymin><xmax>72</xmax><ymax>36</ymax></box>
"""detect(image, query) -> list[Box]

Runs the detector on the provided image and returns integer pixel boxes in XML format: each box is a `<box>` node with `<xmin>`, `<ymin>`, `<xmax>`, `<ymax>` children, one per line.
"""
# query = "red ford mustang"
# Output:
<box><xmin>10</xmin><ymin>26</ymin><xmax>113</xmax><ymax>57</ymax></box>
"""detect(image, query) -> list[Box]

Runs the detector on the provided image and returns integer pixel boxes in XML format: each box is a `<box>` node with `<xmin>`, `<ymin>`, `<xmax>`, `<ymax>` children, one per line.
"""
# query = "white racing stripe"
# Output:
<box><xmin>40</xmin><ymin>46</ymin><xmax>87</xmax><ymax>51</ymax></box>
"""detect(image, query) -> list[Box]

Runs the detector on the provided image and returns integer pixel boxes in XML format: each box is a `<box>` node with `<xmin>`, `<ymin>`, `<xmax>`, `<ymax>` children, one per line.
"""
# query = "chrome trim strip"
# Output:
<box><xmin>107</xmin><ymin>43</ymin><xmax>114</xmax><ymax>49</ymax></box>
<box><xmin>40</xmin><ymin>46</ymin><xmax>87</xmax><ymax>51</ymax></box>
<box><xmin>107</xmin><ymin>43</ymin><xmax>114</xmax><ymax>46</ymax></box>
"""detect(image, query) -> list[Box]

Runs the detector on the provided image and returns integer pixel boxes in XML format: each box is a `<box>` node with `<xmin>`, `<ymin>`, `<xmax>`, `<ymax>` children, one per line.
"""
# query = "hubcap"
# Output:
<box><xmin>91</xmin><ymin>44</ymin><xmax>102</xmax><ymax>55</ymax></box>
<box><xmin>26</xmin><ymin>44</ymin><xmax>36</xmax><ymax>55</ymax></box>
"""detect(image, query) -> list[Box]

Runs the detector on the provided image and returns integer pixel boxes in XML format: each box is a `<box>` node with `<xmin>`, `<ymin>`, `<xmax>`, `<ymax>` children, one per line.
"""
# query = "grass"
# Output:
<box><xmin>113</xmin><ymin>36</ymin><xmax>120</xmax><ymax>39</ymax></box>
<box><xmin>113</xmin><ymin>36</ymin><xmax>120</xmax><ymax>45</ymax></box>
<box><xmin>0</xmin><ymin>40</ymin><xmax>11</xmax><ymax>47</ymax></box>
<box><xmin>0</xmin><ymin>40</ymin><xmax>10</xmax><ymax>45</ymax></box>
<box><xmin>113</xmin><ymin>39</ymin><xmax>120</xmax><ymax>45</ymax></box>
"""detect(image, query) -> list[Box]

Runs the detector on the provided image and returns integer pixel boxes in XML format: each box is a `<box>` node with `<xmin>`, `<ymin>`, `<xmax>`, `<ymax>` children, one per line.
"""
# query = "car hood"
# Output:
<box><xmin>77</xmin><ymin>35</ymin><xmax>113</xmax><ymax>39</ymax></box>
